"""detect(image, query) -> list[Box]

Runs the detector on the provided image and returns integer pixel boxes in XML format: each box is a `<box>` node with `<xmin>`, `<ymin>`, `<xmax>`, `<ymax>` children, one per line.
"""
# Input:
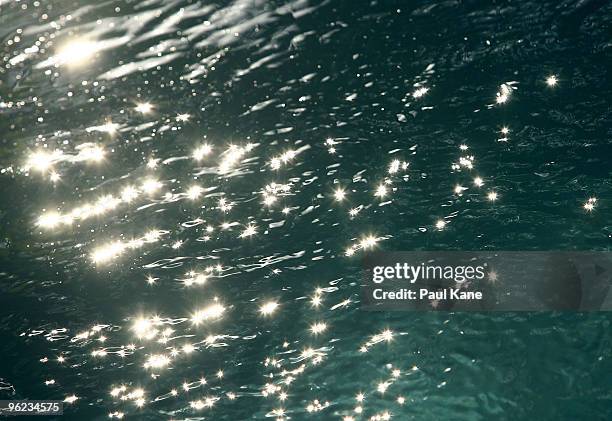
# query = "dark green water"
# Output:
<box><xmin>1</xmin><ymin>0</ymin><xmax>612</xmax><ymax>419</ymax></box>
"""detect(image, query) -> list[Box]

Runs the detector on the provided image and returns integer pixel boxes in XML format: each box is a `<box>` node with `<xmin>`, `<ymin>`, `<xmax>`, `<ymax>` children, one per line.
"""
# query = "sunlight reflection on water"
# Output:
<box><xmin>1</xmin><ymin>0</ymin><xmax>611</xmax><ymax>419</ymax></box>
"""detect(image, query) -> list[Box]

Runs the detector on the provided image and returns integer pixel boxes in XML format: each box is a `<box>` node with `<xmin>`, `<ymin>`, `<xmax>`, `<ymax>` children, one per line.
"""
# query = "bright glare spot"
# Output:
<box><xmin>269</xmin><ymin>149</ymin><xmax>296</xmax><ymax>170</ymax></box>
<box><xmin>271</xmin><ymin>408</ymin><xmax>286</xmax><ymax>417</ymax></box>
<box><xmin>375</xmin><ymin>184</ymin><xmax>388</xmax><ymax>198</ymax></box>
<box><xmin>239</xmin><ymin>224</ymin><xmax>257</xmax><ymax>238</ymax></box>
<box><xmin>259</xmin><ymin>301</ymin><xmax>279</xmax><ymax>316</ymax></box>
<box><xmin>474</xmin><ymin>177</ymin><xmax>484</xmax><ymax>187</ymax></box>
<box><xmin>435</xmin><ymin>219</ymin><xmax>446</xmax><ymax>230</ymax></box>
<box><xmin>141</xmin><ymin>178</ymin><xmax>162</xmax><ymax>194</ymax></box>
<box><xmin>186</xmin><ymin>185</ymin><xmax>203</xmax><ymax>200</ymax></box>
<box><xmin>380</xmin><ymin>329</ymin><xmax>393</xmax><ymax>341</ymax></box>
<box><xmin>80</xmin><ymin>145</ymin><xmax>105</xmax><ymax>162</ymax></box>
<box><xmin>220</xmin><ymin>144</ymin><xmax>254</xmax><ymax>173</ymax></box>
<box><xmin>37</xmin><ymin>212</ymin><xmax>62</xmax><ymax>229</ymax></box>
<box><xmin>219</xmin><ymin>198</ymin><xmax>233</xmax><ymax>212</ymax></box>
<box><xmin>146</xmin><ymin>158</ymin><xmax>159</xmax><ymax>169</ymax></box>
<box><xmin>263</xmin><ymin>194</ymin><xmax>277</xmax><ymax>207</ymax></box>
<box><xmin>495</xmin><ymin>83</ymin><xmax>513</xmax><ymax>104</ymax></box>
<box><xmin>27</xmin><ymin>149</ymin><xmax>62</xmax><ymax>172</ymax></box>
<box><xmin>377</xmin><ymin>381</ymin><xmax>390</xmax><ymax>394</ymax></box>
<box><xmin>56</xmin><ymin>40</ymin><xmax>97</xmax><ymax>66</ymax></box>
<box><xmin>310</xmin><ymin>322</ymin><xmax>327</xmax><ymax>335</ymax></box>
<box><xmin>144</xmin><ymin>354</ymin><xmax>170</xmax><ymax>369</ymax></box>
<box><xmin>301</xmin><ymin>347</ymin><xmax>317</xmax><ymax>359</ymax></box>
<box><xmin>487</xmin><ymin>191</ymin><xmax>498</xmax><ymax>201</ymax></box>
<box><xmin>192</xmin><ymin>303</ymin><xmax>225</xmax><ymax>324</ymax></box>
<box><xmin>501</xmin><ymin>126</ymin><xmax>509</xmax><ymax>135</ymax></box>
<box><xmin>334</xmin><ymin>188</ymin><xmax>346</xmax><ymax>201</ymax></box>
<box><xmin>121</xmin><ymin>186</ymin><xmax>139</xmax><ymax>202</ymax></box>
<box><xmin>131</xmin><ymin>318</ymin><xmax>154</xmax><ymax>338</ymax></box>
<box><xmin>584</xmin><ymin>197</ymin><xmax>597</xmax><ymax>212</ymax></box>
<box><xmin>413</xmin><ymin>87</ymin><xmax>429</xmax><ymax>98</ymax></box>
<box><xmin>91</xmin><ymin>241</ymin><xmax>125</xmax><ymax>264</ymax></box>
<box><xmin>193</xmin><ymin>144</ymin><xmax>212</xmax><ymax>160</ymax></box>
<box><xmin>388</xmin><ymin>159</ymin><xmax>408</xmax><ymax>174</ymax></box>
<box><xmin>98</xmin><ymin>121</ymin><xmax>119</xmax><ymax>135</ymax></box>
<box><xmin>135</xmin><ymin>102</ymin><xmax>153</xmax><ymax>114</ymax></box>
<box><xmin>64</xmin><ymin>395</ymin><xmax>79</xmax><ymax>404</ymax></box>
<box><xmin>546</xmin><ymin>75</ymin><xmax>558</xmax><ymax>87</ymax></box>
<box><xmin>144</xmin><ymin>230</ymin><xmax>162</xmax><ymax>242</ymax></box>
<box><xmin>360</xmin><ymin>235</ymin><xmax>378</xmax><ymax>250</ymax></box>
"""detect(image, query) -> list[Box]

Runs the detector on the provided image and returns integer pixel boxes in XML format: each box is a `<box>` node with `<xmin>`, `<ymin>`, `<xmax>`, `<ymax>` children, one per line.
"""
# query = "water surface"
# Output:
<box><xmin>1</xmin><ymin>0</ymin><xmax>611</xmax><ymax>419</ymax></box>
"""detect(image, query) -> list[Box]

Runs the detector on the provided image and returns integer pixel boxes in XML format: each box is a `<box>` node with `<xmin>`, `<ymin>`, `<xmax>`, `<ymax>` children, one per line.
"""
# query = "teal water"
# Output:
<box><xmin>1</xmin><ymin>0</ymin><xmax>612</xmax><ymax>419</ymax></box>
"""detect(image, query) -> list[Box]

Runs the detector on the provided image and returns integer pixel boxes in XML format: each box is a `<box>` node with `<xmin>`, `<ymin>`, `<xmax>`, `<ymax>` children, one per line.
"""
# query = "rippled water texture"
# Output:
<box><xmin>1</xmin><ymin>0</ymin><xmax>612</xmax><ymax>419</ymax></box>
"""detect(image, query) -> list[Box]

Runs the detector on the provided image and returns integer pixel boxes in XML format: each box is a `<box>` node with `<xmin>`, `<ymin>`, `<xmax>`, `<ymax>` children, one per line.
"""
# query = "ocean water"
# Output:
<box><xmin>1</xmin><ymin>0</ymin><xmax>612</xmax><ymax>419</ymax></box>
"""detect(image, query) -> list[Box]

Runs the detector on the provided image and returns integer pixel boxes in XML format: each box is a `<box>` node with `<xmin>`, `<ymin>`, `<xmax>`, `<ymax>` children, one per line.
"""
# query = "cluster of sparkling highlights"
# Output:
<box><xmin>18</xmin><ymin>70</ymin><xmax>592</xmax><ymax>421</ymax></box>
<box><xmin>2</xmin><ymin>5</ymin><xmax>600</xmax><ymax>418</ymax></box>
